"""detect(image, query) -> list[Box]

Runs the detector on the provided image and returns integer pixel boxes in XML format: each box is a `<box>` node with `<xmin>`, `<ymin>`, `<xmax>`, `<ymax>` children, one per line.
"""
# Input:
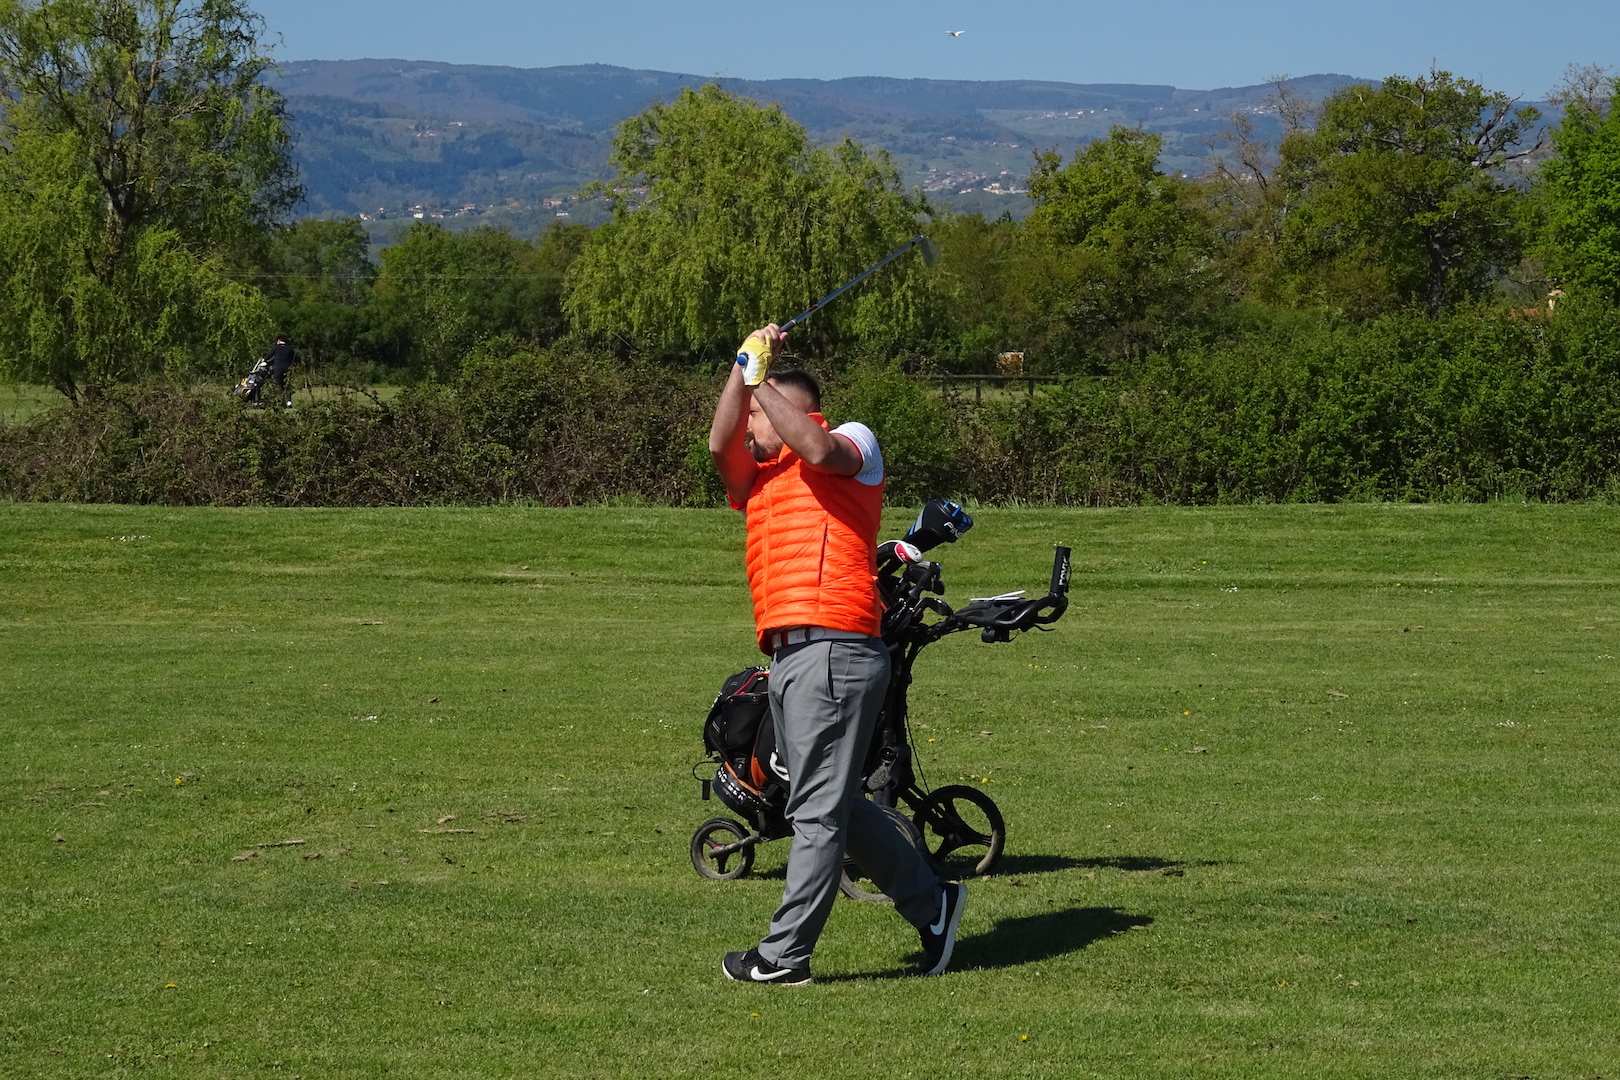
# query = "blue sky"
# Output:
<box><xmin>254</xmin><ymin>0</ymin><xmax>1616</xmax><ymax>99</ymax></box>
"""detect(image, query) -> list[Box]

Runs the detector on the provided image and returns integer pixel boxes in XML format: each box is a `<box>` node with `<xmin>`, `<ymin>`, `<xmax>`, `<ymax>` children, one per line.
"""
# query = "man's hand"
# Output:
<box><xmin>736</xmin><ymin>324</ymin><xmax>784</xmax><ymax>386</ymax></box>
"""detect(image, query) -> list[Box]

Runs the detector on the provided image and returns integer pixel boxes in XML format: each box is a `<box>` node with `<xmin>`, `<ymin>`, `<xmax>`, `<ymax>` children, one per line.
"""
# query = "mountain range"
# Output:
<box><xmin>269</xmin><ymin>61</ymin><xmax>1541</xmax><ymax>237</ymax></box>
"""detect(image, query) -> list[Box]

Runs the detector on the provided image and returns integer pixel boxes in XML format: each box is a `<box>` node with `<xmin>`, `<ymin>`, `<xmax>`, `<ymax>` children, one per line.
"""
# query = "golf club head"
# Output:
<box><xmin>902</xmin><ymin>499</ymin><xmax>974</xmax><ymax>552</ymax></box>
<box><xmin>918</xmin><ymin>236</ymin><xmax>941</xmax><ymax>267</ymax></box>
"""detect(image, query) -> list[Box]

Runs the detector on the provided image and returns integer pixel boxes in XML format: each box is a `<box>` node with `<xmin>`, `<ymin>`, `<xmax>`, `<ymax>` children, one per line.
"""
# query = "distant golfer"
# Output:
<box><xmin>707</xmin><ymin>323</ymin><xmax>966</xmax><ymax>985</ymax></box>
<box><xmin>262</xmin><ymin>335</ymin><xmax>296</xmax><ymax>408</ymax></box>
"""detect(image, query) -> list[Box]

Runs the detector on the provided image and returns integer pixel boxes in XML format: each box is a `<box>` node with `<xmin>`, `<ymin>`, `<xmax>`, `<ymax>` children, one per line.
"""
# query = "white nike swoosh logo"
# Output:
<box><xmin>751</xmin><ymin>965</ymin><xmax>795</xmax><ymax>981</ymax></box>
<box><xmin>929</xmin><ymin>892</ymin><xmax>950</xmax><ymax>935</ymax></box>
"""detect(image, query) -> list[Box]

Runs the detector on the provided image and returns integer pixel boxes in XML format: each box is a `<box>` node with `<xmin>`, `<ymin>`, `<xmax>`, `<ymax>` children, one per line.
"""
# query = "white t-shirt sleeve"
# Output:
<box><xmin>830</xmin><ymin>421</ymin><xmax>884</xmax><ymax>486</ymax></box>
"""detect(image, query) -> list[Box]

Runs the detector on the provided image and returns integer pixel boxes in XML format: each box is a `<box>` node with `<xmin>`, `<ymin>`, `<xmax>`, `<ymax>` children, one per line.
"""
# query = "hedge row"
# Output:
<box><xmin>847</xmin><ymin>300</ymin><xmax>1620</xmax><ymax>505</ymax></box>
<box><xmin>0</xmin><ymin>350</ymin><xmax>722</xmax><ymax>507</ymax></box>
<box><xmin>5</xmin><ymin>303</ymin><xmax>1620</xmax><ymax>507</ymax></box>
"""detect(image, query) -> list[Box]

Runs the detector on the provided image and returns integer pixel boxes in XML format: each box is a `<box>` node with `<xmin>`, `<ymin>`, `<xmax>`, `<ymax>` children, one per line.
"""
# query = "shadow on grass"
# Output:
<box><xmin>821</xmin><ymin>907</ymin><xmax>1154</xmax><ymax>981</ymax></box>
<box><xmin>754</xmin><ymin>851</ymin><xmax>1215</xmax><ymax>883</ymax></box>
<box><xmin>1071</xmin><ymin>855</ymin><xmax>1219</xmax><ymax>872</ymax></box>
<box><xmin>985</xmin><ymin>853</ymin><xmax>1089</xmax><ymax>876</ymax></box>
<box><xmin>952</xmin><ymin>907</ymin><xmax>1153</xmax><ymax>971</ymax></box>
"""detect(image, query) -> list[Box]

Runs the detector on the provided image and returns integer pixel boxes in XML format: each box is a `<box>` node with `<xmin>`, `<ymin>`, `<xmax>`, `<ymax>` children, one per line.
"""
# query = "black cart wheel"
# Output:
<box><xmin>690</xmin><ymin>817</ymin><xmax>755</xmax><ymax>881</ymax></box>
<box><xmin>838</xmin><ymin>867</ymin><xmax>891</xmax><ymax>903</ymax></box>
<box><xmin>838</xmin><ymin>804</ymin><xmax>925</xmax><ymax>903</ymax></box>
<box><xmin>912</xmin><ymin>784</ymin><xmax>1006</xmax><ymax>878</ymax></box>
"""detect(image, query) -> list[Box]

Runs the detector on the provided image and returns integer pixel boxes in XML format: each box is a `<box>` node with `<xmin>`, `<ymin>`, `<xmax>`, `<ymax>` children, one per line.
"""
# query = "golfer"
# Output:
<box><xmin>263</xmin><ymin>335</ymin><xmax>296</xmax><ymax>408</ymax></box>
<box><xmin>708</xmin><ymin>323</ymin><xmax>966</xmax><ymax>985</ymax></box>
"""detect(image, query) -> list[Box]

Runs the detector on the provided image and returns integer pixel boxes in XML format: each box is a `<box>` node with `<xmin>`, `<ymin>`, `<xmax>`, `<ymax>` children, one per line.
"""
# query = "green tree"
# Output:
<box><xmin>369</xmin><ymin>221</ymin><xmax>584</xmax><ymax>378</ymax></box>
<box><xmin>565</xmin><ymin>83</ymin><xmax>931</xmax><ymax>361</ymax></box>
<box><xmin>1018</xmin><ymin>126</ymin><xmax>1220</xmax><ymax>370</ymax></box>
<box><xmin>257</xmin><ymin>217</ymin><xmax>376</xmax><ymax>377</ymax></box>
<box><xmin>1278</xmin><ymin>69</ymin><xmax>1540</xmax><ymax>317</ymax></box>
<box><xmin>1539</xmin><ymin>71</ymin><xmax>1620</xmax><ymax>301</ymax></box>
<box><xmin>1203</xmin><ymin>76</ymin><xmax>1315</xmax><ymax>304</ymax></box>
<box><xmin>530</xmin><ymin>218</ymin><xmax>592</xmax><ymax>339</ymax></box>
<box><xmin>0</xmin><ymin>0</ymin><xmax>300</xmax><ymax>398</ymax></box>
<box><xmin>923</xmin><ymin>211</ymin><xmax>1026</xmax><ymax>369</ymax></box>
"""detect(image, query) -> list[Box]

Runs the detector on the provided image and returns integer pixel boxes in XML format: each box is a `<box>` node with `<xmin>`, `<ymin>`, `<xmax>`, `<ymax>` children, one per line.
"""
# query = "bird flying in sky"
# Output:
<box><xmin>946</xmin><ymin>30</ymin><xmax>965</xmax><ymax>37</ymax></box>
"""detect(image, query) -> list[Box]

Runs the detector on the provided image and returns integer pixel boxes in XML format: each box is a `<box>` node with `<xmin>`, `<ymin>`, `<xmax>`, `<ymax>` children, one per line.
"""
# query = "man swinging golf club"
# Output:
<box><xmin>709</xmin><ymin>323</ymin><xmax>966</xmax><ymax>984</ymax></box>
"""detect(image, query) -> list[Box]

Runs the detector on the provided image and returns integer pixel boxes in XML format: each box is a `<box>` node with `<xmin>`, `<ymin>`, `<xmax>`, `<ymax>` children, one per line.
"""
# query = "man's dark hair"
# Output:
<box><xmin>768</xmin><ymin>369</ymin><xmax>821</xmax><ymax>410</ymax></box>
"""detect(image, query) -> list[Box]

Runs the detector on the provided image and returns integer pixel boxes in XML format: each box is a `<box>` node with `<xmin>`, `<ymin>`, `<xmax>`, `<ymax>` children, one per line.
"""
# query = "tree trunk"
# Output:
<box><xmin>1424</xmin><ymin>230</ymin><xmax>1448</xmax><ymax>317</ymax></box>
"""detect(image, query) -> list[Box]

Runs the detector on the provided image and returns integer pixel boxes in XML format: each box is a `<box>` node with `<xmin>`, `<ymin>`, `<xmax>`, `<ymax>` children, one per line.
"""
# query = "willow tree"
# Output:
<box><xmin>565</xmin><ymin>83</ymin><xmax>932</xmax><ymax>361</ymax></box>
<box><xmin>0</xmin><ymin>0</ymin><xmax>301</xmax><ymax>399</ymax></box>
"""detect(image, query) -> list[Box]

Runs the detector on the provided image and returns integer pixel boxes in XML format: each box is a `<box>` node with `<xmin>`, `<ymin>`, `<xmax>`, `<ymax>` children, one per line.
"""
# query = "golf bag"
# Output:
<box><xmin>232</xmin><ymin>357</ymin><xmax>272</xmax><ymax>402</ymax></box>
<box><xmin>702</xmin><ymin>667</ymin><xmax>791</xmax><ymax>838</ymax></box>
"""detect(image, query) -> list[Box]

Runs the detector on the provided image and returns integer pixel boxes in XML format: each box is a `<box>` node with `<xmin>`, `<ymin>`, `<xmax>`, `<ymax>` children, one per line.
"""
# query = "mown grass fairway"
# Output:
<box><xmin>3</xmin><ymin>503</ymin><xmax>1617</xmax><ymax>1079</ymax></box>
<box><xmin>0</xmin><ymin>383</ymin><xmax>64</xmax><ymax>423</ymax></box>
<box><xmin>0</xmin><ymin>381</ymin><xmax>402</xmax><ymax>423</ymax></box>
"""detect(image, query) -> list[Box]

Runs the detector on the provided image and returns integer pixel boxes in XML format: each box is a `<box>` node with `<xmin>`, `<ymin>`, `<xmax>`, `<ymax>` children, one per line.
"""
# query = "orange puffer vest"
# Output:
<box><xmin>744</xmin><ymin>414</ymin><xmax>884</xmax><ymax>653</ymax></box>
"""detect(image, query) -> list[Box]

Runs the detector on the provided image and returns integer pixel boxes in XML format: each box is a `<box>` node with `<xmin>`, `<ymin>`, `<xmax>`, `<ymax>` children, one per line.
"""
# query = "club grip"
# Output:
<box><xmin>1049</xmin><ymin>546</ymin><xmax>1071</xmax><ymax>597</ymax></box>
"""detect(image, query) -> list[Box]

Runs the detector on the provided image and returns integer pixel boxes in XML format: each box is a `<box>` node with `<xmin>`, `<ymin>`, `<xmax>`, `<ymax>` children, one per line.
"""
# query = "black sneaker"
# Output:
<box><xmin>918</xmin><ymin>881</ymin><xmax>967</xmax><ymax>976</ymax></box>
<box><xmin>722</xmin><ymin>947</ymin><xmax>813</xmax><ymax>986</ymax></box>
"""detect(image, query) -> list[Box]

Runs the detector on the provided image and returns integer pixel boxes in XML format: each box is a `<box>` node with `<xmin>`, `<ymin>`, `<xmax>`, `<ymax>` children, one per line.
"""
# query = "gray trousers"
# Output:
<box><xmin>758</xmin><ymin>637</ymin><xmax>943</xmax><ymax>968</ymax></box>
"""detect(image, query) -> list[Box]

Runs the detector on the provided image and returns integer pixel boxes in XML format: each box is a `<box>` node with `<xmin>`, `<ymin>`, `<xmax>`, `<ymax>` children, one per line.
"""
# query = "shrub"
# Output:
<box><xmin>944</xmin><ymin>301</ymin><xmax>1620</xmax><ymax>505</ymax></box>
<box><xmin>0</xmin><ymin>349</ymin><xmax>720</xmax><ymax>506</ymax></box>
<box><xmin>5</xmin><ymin>304</ymin><xmax>1620</xmax><ymax>507</ymax></box>
<box><xmin>823</xmin><ymin>359</ymin><xmax>957</xmax><ymax>504</ymax></box>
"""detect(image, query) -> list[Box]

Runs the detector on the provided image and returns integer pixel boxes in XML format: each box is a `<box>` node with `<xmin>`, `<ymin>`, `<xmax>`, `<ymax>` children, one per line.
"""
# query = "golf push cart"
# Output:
<box><xmin>690</xmin><ymin>500</ymin><xmax>1071</xmax><ymax>900</ymax></box>
<box><xmin>230</xmin><ymin>355</ymin><xmax>273</xmax><ymax>405</ymax></box>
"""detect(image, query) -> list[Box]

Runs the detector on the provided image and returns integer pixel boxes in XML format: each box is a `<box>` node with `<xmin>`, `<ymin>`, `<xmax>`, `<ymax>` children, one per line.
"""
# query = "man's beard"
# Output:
<box><xmin>747</xmin><ymin>435</ymin><xmax>779</xmax><ymax>462</ymax></box>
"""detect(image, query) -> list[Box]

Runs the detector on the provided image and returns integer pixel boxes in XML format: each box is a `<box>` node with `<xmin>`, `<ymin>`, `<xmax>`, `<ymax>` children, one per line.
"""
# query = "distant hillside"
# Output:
<box><xmin>269</xmin><ymin>61</ymin><xmax>1384</xmax><ymax>232</ymax></box>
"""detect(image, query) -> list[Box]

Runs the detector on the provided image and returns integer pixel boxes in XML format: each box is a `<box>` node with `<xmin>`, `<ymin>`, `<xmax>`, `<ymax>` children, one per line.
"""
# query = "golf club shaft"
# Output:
<box><xmin>779</xmin><ymin>235</ymin><xmax>931</xmax><ymax>333</ymax></box>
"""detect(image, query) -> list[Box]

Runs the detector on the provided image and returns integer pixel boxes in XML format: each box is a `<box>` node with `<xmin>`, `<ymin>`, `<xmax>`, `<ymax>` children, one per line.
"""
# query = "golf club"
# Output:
<box><xmin>778</xmin><ymin>234</ymin><xmax>940</xmax><ymax>334</ymax></box>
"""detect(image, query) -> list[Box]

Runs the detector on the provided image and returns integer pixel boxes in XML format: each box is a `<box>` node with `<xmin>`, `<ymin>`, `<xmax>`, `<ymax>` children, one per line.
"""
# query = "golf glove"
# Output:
<box><xmin>736</xmin><ymin>330</ymin><xmax>777</xmax><ymax>387</ymax></box>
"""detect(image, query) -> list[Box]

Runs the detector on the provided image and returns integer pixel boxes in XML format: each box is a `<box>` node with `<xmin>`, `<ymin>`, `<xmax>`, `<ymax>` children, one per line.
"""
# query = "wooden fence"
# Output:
<box><xmin>921</xmin><ymin>373</ymin><xmax>1105</xmax><ymax>404</ymax></box>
